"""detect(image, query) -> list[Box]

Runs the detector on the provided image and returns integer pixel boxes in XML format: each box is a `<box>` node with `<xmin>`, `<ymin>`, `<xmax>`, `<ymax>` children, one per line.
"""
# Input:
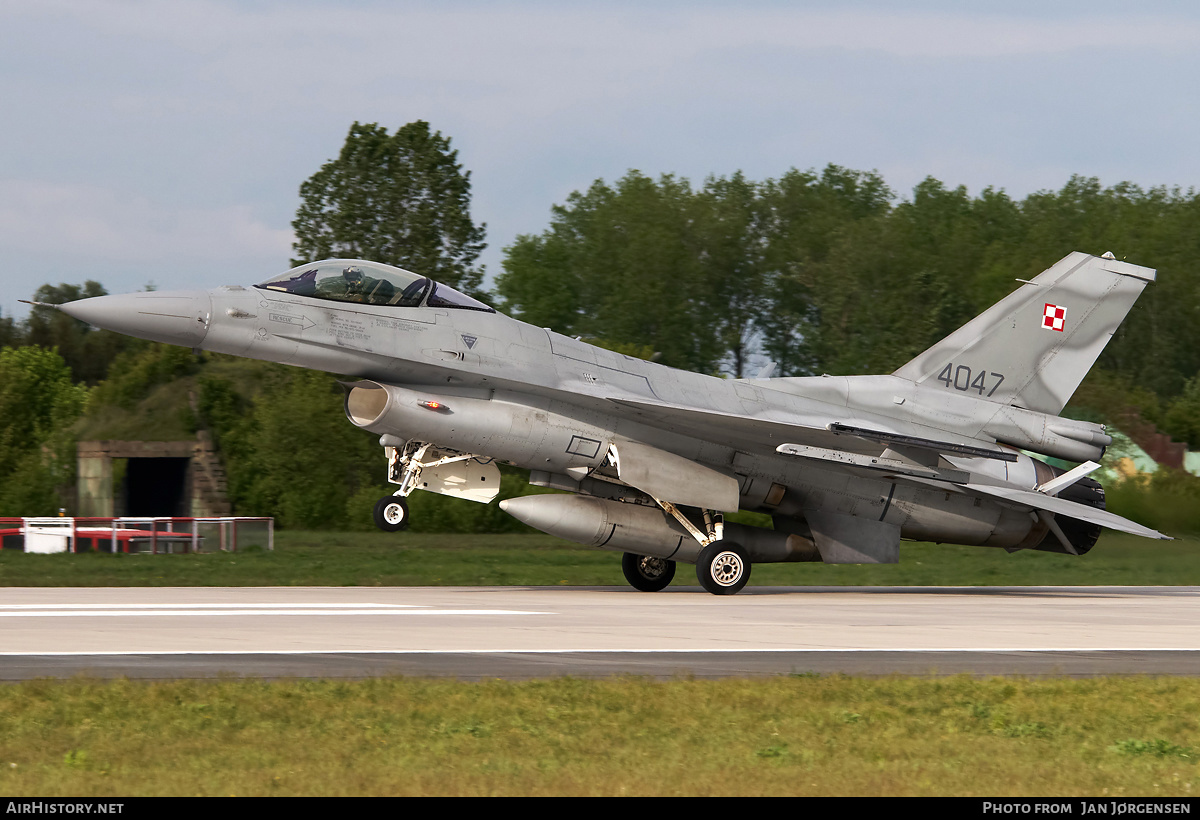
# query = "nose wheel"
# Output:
<box><xmin>373</xmin><ymin>497</ymin><xmax>410</xmax><ymax>532</ymax></box>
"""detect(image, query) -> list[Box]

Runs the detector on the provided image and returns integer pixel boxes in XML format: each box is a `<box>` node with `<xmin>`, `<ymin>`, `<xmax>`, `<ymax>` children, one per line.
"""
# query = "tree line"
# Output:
<box><xmin>5</xmin><ymin>120</ymin><xmax>1200</xmax><ymax>525</ymax></box>
<box><xmin>497</xmin><ymin>169</ymin><xmax>1200</xmax><ymax>396</ymax></box>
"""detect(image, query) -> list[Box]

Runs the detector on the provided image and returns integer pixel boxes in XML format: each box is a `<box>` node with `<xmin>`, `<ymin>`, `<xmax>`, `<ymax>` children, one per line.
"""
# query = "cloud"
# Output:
<box><xmin>3</xmin><ymin>0</ymin><xmax>1199</xmax><ymax>301</ymax></box>
<box><xmin>0</xmin><ymin>179</ymin><xmax>293</xmax><ymax>266</ymax></box>
<box><xmin>27</xmin><ymin>2</ymin><xmax>1200</xmax><ymax>53</ymax></box>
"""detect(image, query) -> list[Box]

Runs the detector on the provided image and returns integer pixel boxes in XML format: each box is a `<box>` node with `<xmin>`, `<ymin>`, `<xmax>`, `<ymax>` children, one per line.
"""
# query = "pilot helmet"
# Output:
<box><xmin>343</xmin><ymin>266</ymin><xmax>364</xmax><ymax>290</ymax></box>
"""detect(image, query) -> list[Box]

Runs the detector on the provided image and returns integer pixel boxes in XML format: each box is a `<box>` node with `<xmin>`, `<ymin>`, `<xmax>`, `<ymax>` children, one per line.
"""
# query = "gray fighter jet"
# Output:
<box><xmin>50</xmin><ymin>251</ymin><xmax>1167</xmax><ymax>594</ymax></box>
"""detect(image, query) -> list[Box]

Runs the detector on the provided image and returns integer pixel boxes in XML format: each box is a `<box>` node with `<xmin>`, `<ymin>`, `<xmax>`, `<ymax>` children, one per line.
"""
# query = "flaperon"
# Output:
<box><xmin>47</xmin><ymin>251</ymin><xmax>1167</xmax><ymax>594</ymax></box>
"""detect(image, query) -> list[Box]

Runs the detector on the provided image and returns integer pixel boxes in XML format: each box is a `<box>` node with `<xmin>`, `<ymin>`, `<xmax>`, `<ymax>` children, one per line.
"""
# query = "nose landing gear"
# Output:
<box><xmin>371</xmin><ymin>440</ymin><xmax>502</xmax><ymax>533</ymax></box>
<box><xmin>373</xmin><ymin>496</ymin><xmax>410</xmax><ymax>532</ymax></box>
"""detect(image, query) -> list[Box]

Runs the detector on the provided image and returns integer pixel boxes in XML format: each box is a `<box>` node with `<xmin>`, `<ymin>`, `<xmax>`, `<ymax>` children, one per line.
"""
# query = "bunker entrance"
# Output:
<box><xmin>122</xmin><ymin>457</ymin><xmax>191</xmax><ymax>517</ymax></box>
<box><xmin>76</xmin><ymin>438</ymin><xmax>230</xmax><ymax>519</ymax></box>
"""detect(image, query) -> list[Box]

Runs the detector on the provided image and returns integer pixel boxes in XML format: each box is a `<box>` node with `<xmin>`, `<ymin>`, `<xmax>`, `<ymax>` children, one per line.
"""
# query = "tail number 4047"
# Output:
<box><xmin>936</xmin><ymin>364</ymin><xmax>1005</xmax><ymax>397</ymax></box>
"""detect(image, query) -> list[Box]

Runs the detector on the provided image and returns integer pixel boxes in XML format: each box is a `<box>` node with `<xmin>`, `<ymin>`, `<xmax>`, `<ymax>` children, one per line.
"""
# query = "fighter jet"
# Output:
<box><xmin>51</xmin><ymin>251</ymin><xmax>1167</xmax><ymax>594</ymax></box>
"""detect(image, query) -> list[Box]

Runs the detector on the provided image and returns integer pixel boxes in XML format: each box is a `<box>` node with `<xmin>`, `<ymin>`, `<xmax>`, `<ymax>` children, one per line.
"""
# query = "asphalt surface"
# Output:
<box><xmin>2</xmin><ymin>585</ymin><xmax>1198</xmax><ymax>680</ymax></box>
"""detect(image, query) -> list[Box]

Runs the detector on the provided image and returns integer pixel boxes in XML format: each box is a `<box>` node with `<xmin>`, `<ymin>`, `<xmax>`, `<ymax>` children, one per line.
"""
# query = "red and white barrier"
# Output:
<box><xmin>0</xmin><ymin>517</ymin><xmax>274</xmax><ymax>554</ymax></box>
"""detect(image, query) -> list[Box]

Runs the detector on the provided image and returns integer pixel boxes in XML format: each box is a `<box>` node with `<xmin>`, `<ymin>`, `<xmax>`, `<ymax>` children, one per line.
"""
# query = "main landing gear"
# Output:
<box><xmin>694</xmin><ymin>540</ymin><xmax>750</xmax><ymax>595</ymax></box>
<box><xmin>622</xmin><ymin>553</ymin><xmax>676</xmax><ymax>592</ymax></box>
<box><xmin>646</xmin><ymin>494</ymin><xmax>752</xmax><ymax>595</ymax></box>
<box><xmin>620</xmin><ymin>493</ymin><xmax>752</xmax><ymax>594</ymax></box>
<box><xmin>620</xmin><ymin>540</ymin><xmax>751</xmax><ymax>595</ymax></box>
<box><xmin>613</xmin><ymin>485</ymin><xmax>755</xmax><ymax>594</ymax></box>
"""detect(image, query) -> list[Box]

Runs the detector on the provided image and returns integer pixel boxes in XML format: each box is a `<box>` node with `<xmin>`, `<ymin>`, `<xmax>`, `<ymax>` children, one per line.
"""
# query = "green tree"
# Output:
<box><xmin>219</xmin><ymin>368</ymin><xmax>379</xmax><ymax>529</ymax></box>
<box><xmin>292</xmin><ymin>121</ymin><xmax>487</xmax><ymax>296</ymax></box>
<box><xmin>88</xmin><ymin>343</ymin><xmax>201</xmax><ymax>412</ymax></box>
<box><xmin>498</xmin><ymin>171</ymin><xmax>724</xmax><ymax>373</ymax></box>
<box><xmin>500</xmin><ymin>165</ymin><xmax>902</xmax><ymax>378</ymax></box>
<box><xmin>0</xmin><ymin>308</ymin><xmax>22</xmax><ymax>349</ymax></box>
<box><xmin>0</xmin><ymin>347</ymin><xmax>88</xmax><ymax>515</ymax></box>
<box><xmin>1162</xmin><ymin>375</ymin><xmax>1200</xmax><ymax>448</ymax></box>
<box><xmin>756</xmin><ymin>165</ymin><xmax>893</xmax><ymax>375</ymax></box>
<box><xmin>694</xmin><ymin>172</ymin><xmax>769</xmax><ymax>378</ymax></box>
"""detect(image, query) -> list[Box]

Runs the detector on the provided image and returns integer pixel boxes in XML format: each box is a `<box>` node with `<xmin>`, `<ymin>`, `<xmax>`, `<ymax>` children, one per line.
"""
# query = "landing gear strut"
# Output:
<box><xmin>371</xmin><ymin>440</ymin><xmax>430</xmax><ymax>533</ymax></box>
<box><xmin>644</xmin><ymin>485</ymin><xmax>752</xmax><ymax>596</ymax></box>
<box><xmin>595</xmin><ymin>445</ymin><xmax>753</xmax><ymax>594</ymax></box>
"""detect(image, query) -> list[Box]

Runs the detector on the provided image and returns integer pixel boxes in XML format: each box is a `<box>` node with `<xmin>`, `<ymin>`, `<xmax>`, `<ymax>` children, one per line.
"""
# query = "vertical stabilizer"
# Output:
<box><xmin>892</xmin><ymin>252</ymin><xmax>1155</xmax><ymax>414</ymax></box>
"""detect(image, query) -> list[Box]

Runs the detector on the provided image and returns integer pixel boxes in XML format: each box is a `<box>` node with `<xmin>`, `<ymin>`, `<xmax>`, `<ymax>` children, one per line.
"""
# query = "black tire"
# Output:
<box><xmin>373</xmin><ymin>496</ymin><xmax>410</xmax><ymax>532</ymax></box>
<box><xmin>622</xmin><ymin>553</ymin><xmax>676</xmax><ymax>592</ymax></box>
<box><xmin>695</xmin><ymin>541</ymin><xmax>750</xmax><ymax>595</ymax></box>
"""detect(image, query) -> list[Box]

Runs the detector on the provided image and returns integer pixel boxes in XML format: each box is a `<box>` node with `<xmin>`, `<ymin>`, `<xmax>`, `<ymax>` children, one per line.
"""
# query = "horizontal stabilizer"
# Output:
<box><xmin>965</xmin><ymin>482</ymin><xmax>1169</xmax><ymax>540</ymax></box>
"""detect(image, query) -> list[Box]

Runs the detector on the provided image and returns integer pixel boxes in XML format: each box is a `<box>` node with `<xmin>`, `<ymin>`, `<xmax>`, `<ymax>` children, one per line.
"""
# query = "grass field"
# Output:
<box><xmin>0</xmin><ymin>675</ymin><xmax>1196</xmax><ymax>796</ymax></box>
<box><xmin>0</xmin><ymin>530</ymin><xmax>1197</xmax><ymax>588</ymax></box>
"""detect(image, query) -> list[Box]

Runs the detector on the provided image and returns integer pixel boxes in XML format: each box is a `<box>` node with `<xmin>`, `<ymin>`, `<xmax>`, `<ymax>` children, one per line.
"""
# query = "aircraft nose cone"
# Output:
<box><xmin>59</xmin><ymin>290</ymin><xmax>212</xmax><ymax>347</ymax></box>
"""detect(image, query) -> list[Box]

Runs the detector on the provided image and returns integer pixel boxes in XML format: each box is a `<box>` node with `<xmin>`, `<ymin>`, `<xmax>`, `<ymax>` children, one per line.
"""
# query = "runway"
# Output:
<box><xmin>2</xmin><ymin>585</ymin><xmax>1199</xmax><ymax>680</ymax></box>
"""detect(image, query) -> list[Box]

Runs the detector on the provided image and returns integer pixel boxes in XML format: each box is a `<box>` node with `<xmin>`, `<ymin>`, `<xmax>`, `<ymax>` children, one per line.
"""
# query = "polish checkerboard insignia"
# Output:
<box><xmin>1042</xmin><ymin>303</ymin><xmax>1067</xmax><ymax>332</ymax></box>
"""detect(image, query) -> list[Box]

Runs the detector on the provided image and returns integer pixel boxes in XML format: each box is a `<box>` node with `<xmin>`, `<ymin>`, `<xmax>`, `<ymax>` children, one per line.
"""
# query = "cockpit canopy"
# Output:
<box><xmin>254</xmin><ymin>260</ymin><xmax>494</xmax><ymax>312</ymax></box>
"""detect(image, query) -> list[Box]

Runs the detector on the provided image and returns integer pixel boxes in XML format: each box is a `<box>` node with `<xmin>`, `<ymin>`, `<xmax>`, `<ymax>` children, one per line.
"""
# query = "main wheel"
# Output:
<box><xmin>695</xmin><ymin>541</ymin><xmax>750</xmax><ymax>595</ymax></box>
<box><xmin>622</xmin><ymin>553</ymin><xmax>676</xmax><ymax>592</ymax></box>
<box><xmin>373</xmin><ymin>496</ymin><xmax>410</xmax><ymax>532</ymax></box>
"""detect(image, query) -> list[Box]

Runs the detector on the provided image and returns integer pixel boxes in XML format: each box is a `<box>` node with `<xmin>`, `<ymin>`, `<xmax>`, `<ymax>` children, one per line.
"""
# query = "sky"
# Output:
<box><xmin>3</xmin><ymin>0</ymin><xmax>1200</xmax><ymax>318</ymax></box>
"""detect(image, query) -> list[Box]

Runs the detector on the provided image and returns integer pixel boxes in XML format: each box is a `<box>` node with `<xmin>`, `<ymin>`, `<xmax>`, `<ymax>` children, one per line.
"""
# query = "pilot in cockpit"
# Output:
<box><xmin>260</xmin><ymin>260</ymin><xmax>489</xmax><ymax>311</ymax></box>
<box><xmin>317</xmin><ymin>265</ymin><xmax>385</xmax><ymax>303</ymax></box>
<box><xmin>342</xmin><ymin>265</ymin><xmax>366</xmax><ymax>297</ymax></box>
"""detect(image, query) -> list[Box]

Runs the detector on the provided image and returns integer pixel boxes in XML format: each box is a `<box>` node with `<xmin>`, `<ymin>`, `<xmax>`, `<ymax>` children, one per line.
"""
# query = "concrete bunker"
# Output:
<box><xmin>76</xmin><ymin>435</ymin><xmax>230</xmax><ymax>518</ymax></box>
